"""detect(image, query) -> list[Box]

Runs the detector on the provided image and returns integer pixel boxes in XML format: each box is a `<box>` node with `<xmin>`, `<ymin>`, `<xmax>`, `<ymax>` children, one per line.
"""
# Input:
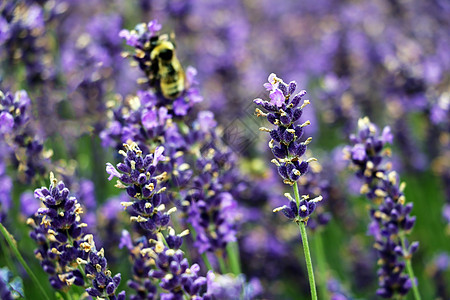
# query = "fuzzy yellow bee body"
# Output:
<box><xmin>150</xmin><ymin>39</ymin><xmax>186</xmax><ymax>100</ymax></box>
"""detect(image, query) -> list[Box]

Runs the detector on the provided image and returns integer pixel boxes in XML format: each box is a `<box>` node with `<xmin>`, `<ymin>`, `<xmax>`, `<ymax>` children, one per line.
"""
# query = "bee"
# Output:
<box><xmin>149</xmin><ymin>35</ymin><xmax>186</xmax><ymax>100</ymax></box>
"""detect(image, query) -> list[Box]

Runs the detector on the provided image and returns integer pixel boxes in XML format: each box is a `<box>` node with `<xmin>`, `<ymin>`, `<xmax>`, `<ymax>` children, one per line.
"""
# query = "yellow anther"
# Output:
<box><xmin>273</xmin><ymin>206</ymin><xmax>286</xmax><ymax>213</ymax></box>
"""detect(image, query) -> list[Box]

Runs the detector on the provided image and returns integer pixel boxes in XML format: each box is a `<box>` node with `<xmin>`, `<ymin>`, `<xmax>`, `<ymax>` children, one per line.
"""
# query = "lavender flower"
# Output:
<box><xmin>147</xmin><ymin>230</ymin><xmax>211</xmax><ymax>300</ymax></box>
<box><xmin>427</xmin><ymin>253</ymin><xmax>450</xmax><ymax>299</ymax></box>
<box><xmin>327</xmin><ymin>278</ymin><xmax>353</xmax><ymax>300</ymax></box>
<box><xmin>76</xmin><ymin>238</ymin><xmax>125</xmax><ymax>299</ymax></box>
<box><xmin>345</xmin><ymin>117</ymin><xmax>420</xmax><ymax>298</ymax></box>
<box><xmin>123</xmin><ymin>228</ymin><xmax>212</xmax><ymax>300</ymax></box>
<box><xmin>103</xmin><ymin>20</ymin><xmax>244</xmax><ymax>257</ymax></box>
<box><xmin>182</xmin><ymin>148</ymin><xmax>239</xmax><ymax>254</ymax></box>
<box><xmin>0</xmin><ymin>89</ymin><xmax>49</xmax><ymax>183</ymax></box>
<box><xmin>28</xmin><ymin>173</ymin><xmax>125</xmax><ymax>298</ymax></box>
<box><xmin>206</xmin><ymin>272</ymin><xmax>262</xmax><ymax>300</ymax></box>
<box><xmin>254</xmin><ymin>73</ymin><xmax>314</xmax><ymax>185</ymax></box>
<box><xmin>254</xmin><ymin>73</ymin><xmax>322</xmax><ymax>221</ymax></box>
<box><xmin>106</xmin><ymin>142</ymin><xmax>173</xmax><ymax>236</ymax></box>
<box><xmin>0</xmin><ymin>267</ymin><xmax>23</xmax><ymax>299</ymax></box>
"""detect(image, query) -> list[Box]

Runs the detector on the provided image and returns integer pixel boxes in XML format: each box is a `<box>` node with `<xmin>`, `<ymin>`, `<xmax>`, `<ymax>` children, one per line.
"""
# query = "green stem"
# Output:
<box><xmin>400</xmin><ymin>236</ymin><xmax>422</xmax><ymax>300</ymax></box>
<box><xmin>188</xmin><ymin>225</ymin><xmax>215</xmax><ymax>272</ymax></box>
<box><xmin>201</xmin><ymin>253</ymin><xmax>214</xmax><ymax>271</ymax></box>
<box><xmin>226</xmin><ymin>241</ymin><xmax>242</xmax><ymax>275</ymax></box>
<box><xmin>57</xmin><ymin>291</ymin><xmax>70</xmax><ymax>300</ymax></box>
<box><xmin>216</xmin><ymin>252</ymin><xmax>227</xmax><ymax>274</ymax></box>
<box><xmin>0</xmin><ymin>223</ymin><xmax>52</xmax><ymax>300</ymax></box>
<box><xmin>293</xmin><ymin>182</ymin><xmax>318</xmax><ymax>300</ymax></box>
<box><xmin>313</xmin><ymin>231</ymin><xmax>329</xmax><ymax>300</ymax></box>
<box><xmin>0</xmin><ymin>233</ymin><xmax>17</xmax><ymax>274</ymax></box>
<box><xmin>298</xmin><ymin>222</ymin><xmax>318</xmax><ymax>300</ymax></box>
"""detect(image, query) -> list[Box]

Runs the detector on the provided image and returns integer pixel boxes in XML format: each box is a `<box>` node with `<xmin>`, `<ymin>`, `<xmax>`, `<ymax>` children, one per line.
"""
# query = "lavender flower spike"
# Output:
<box><xmin>106</xmin><ymin>142</ymin><xmax>173</xmax><ymax>235</ymax></box>
<box><xmin>254</xmin><ymin>73</ymin><xmax>322</xmax><ymax>222</ymax></box>
<box><xmin>28</xmin><ymin>173</ymin><xmax>125</xmax><ymax>299</ymax></box>
<box><xmin>345</xmin><ymin>117</ymin><xmax>421</xmax><ymax>300</ymax></box>
<box><xmin>254</xmin><ymin>73</ymin><xmax>319</xmax><ymax>299</ymax></box>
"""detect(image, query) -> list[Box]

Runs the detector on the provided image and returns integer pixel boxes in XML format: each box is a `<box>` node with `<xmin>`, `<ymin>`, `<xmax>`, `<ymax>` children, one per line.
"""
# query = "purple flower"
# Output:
<box><xmin>351</xmin><ymin>144</ymin><xmax>366</xmax><ymax>161</ymax></box>
<box><xmin>198</xmin><ymin>111</ymin><xmax>217</xmax><ymax>132</ymax></box>
<box><xmin>106</xmin><ymin>163</ymin><xmax>121</xmax><ymax>181</ymax></box>
<box><xmin>147</xmin><ymin>20</ymin><xmax>162</xmax><ymax>36</ymax></box>
<box><xmin>443</xmin><ymin>204</ymin><xmax>450</xmax><ymax>223</ymax></box>
<box><xmin>28</xmin><ymin>173</ymin><xmax>125</xmax><ymax>298</ymax></box>
<box><xmin>20</xmin><ymin>192</ymin><xmax>40</xmax><ymax>217</ymax></box>
<box><xmin>0</xmin><ymin>112</ymin><xmax>13</xmax><ymax>134</ymax></box>
<box><xmin>119</xmin><ymin>29</ymin><xmax>138</xmax><ymax>47</ymax></box>
<box><xmin>269</xmin><ymin>88</ymin><xmax>285</xmax><ymax>107</ymax></box>
<box><xmin>346</xmin><ymin>117</ymin><xmax>419</xmax><ymax>298</ymax></box>
<box><xmin>152</xmin><ymin>146</ymin><xmax>166</xmax><ymax>166</ymax></box>
<box><xmin>381</xmin><ymin>126</ymin><xmax>393</xmax><ymax>144</ymax></box>
<box><xmin>263</xmin><ymin>73</ymin><xmax>279</xmax><ymax>91</ymax></box>
<box><xmin>119</xmin><ymin>230</ymin><xmax>133</xmax><ymax>251</ymax></box>
<box><xmin>254</xmin><ymin>74</ymin><xmax>321</xmax><ymax>223</ymax></box>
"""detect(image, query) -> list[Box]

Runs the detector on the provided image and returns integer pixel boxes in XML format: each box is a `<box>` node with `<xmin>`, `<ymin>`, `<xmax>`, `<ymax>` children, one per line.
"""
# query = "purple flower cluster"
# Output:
<box><xmin>206</xmin><ymin>272</ymin><xmax>262</xmax><ymax>300</ymax></box>
<box><xmin>254</xmin><ymin>73</ymin><xmax>314</xmax><ymax>186</ymax></box>
<box><xmin>102</xmin><ymin>21</ymin><xmax>244</xmax><ymax>257</ymax></box>
<box><xmin>122</xmin><ymin>228</ymin><xmax>212</xmax><ymax>300</ymax></box>
<box><xmin>345</xmin><ymin>117</ymin><xmax>419</xmax><ymax>298</ymax></box>
<box><xmin>78</xmin><ymin>243</ymin><xmax>125</xmax><ymax>300</ymax></box>
<box><xmin>0</xmin><ymin>89</ymin><xmax>48</xmax><ymax>183</ymax></box>
<box><xmin>106</xmin><ymin>142</ymin><xmax>173</xmax><ymax>236</ymax></box>
<box><xmin>0</xmin><ymin>267</ymin><xmax>23</xmax><ymax>300</ymax></box>
<box><xmin>254</xmin><ymin>73</ymin><xmax>321</xmax><ymax>221</ymax></box>
<box><xmin>107</xmin><ymin>144</ymin><xmax>213</xmax><ymax>299</ymax></box>
<box><xmin>0</xmin><ymin>1</ymin><xmax>48</xmax><ymax>86</ymax></box>
<box><xmin>183</xmin><ymin>148</ymin><xmax>239</xmax><ymax>253</ymax></box>
<box><xmin>28</xmin><ymin>173</ymin><xmax>124</xmax><ymax>298</ymax></box>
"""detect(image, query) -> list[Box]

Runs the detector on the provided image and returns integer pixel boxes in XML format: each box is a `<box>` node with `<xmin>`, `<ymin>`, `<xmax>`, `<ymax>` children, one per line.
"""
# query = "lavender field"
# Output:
<box><xmin>0</xmin><ymin>0</ymin><xmax>449</xmax><ymax>299</ymax></box>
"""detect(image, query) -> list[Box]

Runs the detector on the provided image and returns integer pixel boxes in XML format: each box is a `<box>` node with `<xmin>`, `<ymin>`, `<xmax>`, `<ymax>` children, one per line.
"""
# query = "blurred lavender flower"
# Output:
<box><xmin>0</xmin><ymin>267</ymin><xmax>23</xmax><ymax>299</ymax></box>
<box><xmin>345</xmin><ymin>117</ymin><xmax>420</xmax><ymax>298</ymax></box>
<box><xmin>427</xmin><ymin>253</ymin><xmax>450</xmax><ymax>299</ymax></box>
<box><xmin>0</xmin><ymin>146</ymin><xmax>12</xmax><ymax>222</ymax></box>
<box><xmin>327</xmin><ymin>278</ymin><xmax>353</xmax><ymax>300</ymax></box>
<box><xmin>206</xmin><ymin>272</ymin><xmax>262</xmax><ymax>300</ymax></box>
<box><xmin>182</xmin><ymin>148</ymin><xmax>239</xmax><ymax>254</ymax></box>
<box><xmin>0</xmin><ymin>89</ymin><xmax>49</xmax><ymax>183</ymax></box>
<box><xmin>20</xmin><ymin>191</ymin><xmax>40</xmax><ymax>217</ymax></box>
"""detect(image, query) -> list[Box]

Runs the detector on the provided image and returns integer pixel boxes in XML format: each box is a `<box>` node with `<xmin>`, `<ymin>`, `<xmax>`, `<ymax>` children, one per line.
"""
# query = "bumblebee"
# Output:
<box><xmin>149</xmin><ymin>35</ymin><xmax>186</xmax><ymax>100</ymax></box>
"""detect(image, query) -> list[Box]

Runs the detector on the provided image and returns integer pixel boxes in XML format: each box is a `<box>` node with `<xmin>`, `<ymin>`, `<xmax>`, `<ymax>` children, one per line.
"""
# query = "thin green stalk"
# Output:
<box><xmin>201</xmin><ymin>253</ymin><xmax>214</xmax><ymax>271</ymax></box>
<box><xmin>298</xmin><ymin>222</ymin><xmax>318</xmax><ymax>300</ymax></box>
<box><xmin>0</xmin><ymin>233</ymin><xmax>17</xmax><ymax>274</ymax></box>
<box><xmin>293</xmin><ymin>182</ymin><xmax>318</xmax><ymax>300</ymax></box>
<box><xmin>0</xmin><ymin>223</ymin><xmax>51</xmax><ymax>300</ymax></box>
<box><xmin>400</xmin><ymin>236</ymin><xmax>422</xmax><ymax>300</ymax></box>
<box><xmin>226</xmin><ymin>241</ymin><xmax>242</xmax><ymax>275</ymax></box>
<box><xmin>188</xmin><ymin>225</ymin><xmax>215</xmax><ymax>272</ymax></box>
<box><xmin>57</xmin><ymin>291</ymin><xmax>71</xmax><ymax>300</ymax></box>
<box><xmin>313</xmin><ymin>231</ymin><xmax>329</xmax><ymax>300</ymax></box>
<box><xmin>216</xmin><ymin>252</ymin><xmax>228</xmax><ymax>274</ymax></box>
<box><xmin>56</xmin><ymin>291</ymin><xmax>69</xmax><ymax>300</ymax></box>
